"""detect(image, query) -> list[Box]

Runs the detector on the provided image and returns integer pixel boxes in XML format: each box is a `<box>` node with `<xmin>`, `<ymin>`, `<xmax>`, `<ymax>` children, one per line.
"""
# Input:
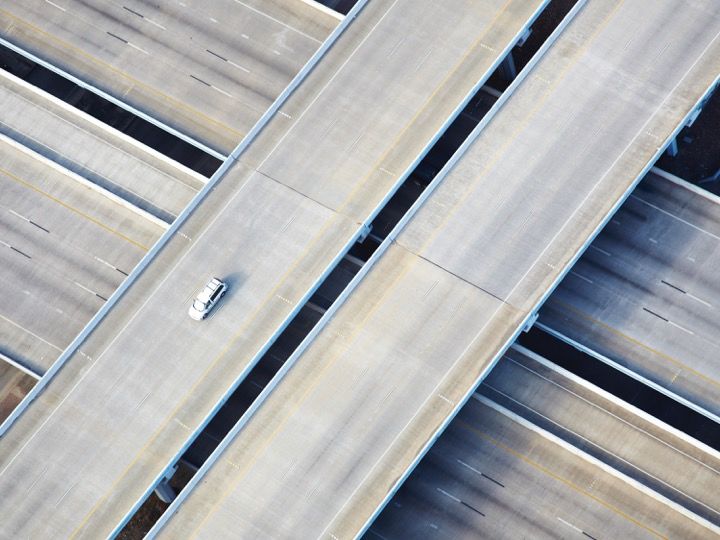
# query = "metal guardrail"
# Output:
<box><xmin>0</xmin><ymin>36</ymin><xmax>227</xmax><ymax>161</ymax></box>
<box><xmin>0</xmin><ymin>0</ymin><xmax>368</xmax><ymax>441</ymax></box>
<box><xmin>145</xmin><ymin>0</ymin><xmax>567</xmax><ymax>536</ymax></box>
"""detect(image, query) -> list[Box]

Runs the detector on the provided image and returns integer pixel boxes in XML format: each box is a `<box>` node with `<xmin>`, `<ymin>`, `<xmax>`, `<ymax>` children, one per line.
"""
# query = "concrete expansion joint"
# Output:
<box><xmin>399</xmin><ymin>246</ymin><xmax>510</xmax><ymax>306</ymax></box>
<box><xmin>254</xmin><ymin>169</ymin><xmax>338</xmax><ymax>215</ymax></box>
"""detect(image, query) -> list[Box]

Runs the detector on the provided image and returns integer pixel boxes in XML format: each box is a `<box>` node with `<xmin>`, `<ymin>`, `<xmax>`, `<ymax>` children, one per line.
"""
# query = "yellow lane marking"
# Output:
<box><xmin>184</xmin><ymin>0</ymin><xmax>548</xmax><ymax>532</ymax></box>
<box><xmin>1</xmin><ymin>8</ymin><xmax>244</xmax><ymax>145</ymax></box>
<box><xmin>187</xmin><ymin>2</ymin><xmax>635</xmax><ymax>533</ymax></box>
<box><xmin>551</xmin><ymin>298</ymin><xmax>720</xmax><ymax>390</ymax></box>
<box><xmin>67</xmin><ymin>0</ymin><xmax>580</xmax><ymax>534</ymax></box>
<box><xmin>0</xmin><ymin>166</ymin><xmax>150</xmax><ymax>251</ymax></box>
<box><xmin>323</xmin><ymin>0</ymin><xmax>527</xmax><ymax>219</ymax></box>
<box><xmin>456</xmin><ymin>419</ymin><xmax>669</xmax><ymax>539</ymax></box>
<box><xmin>68</xmin><ymin>212</ymin><xmax>354</xmax><ymax>538</ymax></box>
<box><xmin>187</xmin><ymin>253</ymin><xmax>423</xmax><ymax>538</ymax></box>
<box><xmin>410</xmin><ymin>0</ymin><xmax>627</xmax><ymax>258</ymax></box>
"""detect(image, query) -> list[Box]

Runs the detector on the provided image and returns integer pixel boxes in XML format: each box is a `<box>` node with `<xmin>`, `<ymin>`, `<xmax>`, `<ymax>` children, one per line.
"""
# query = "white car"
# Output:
<box><xmin>188</xmin><ymin>277</ymin><xmax>227</xmax><ymax>320</ymax></box>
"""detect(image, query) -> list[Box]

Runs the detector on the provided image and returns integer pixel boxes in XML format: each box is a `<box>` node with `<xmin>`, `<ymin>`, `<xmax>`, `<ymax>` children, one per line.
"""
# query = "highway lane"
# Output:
<box><xmin>156</xmin><ymin>1</ymin><xmax>720</xmax><ymax>538</ymax></box>
<box><xmin>479</xmin><ymin>345</ymin><xmax>720</xmax><ymax>527</ymax></box>
<box><xmin>367</xmin><ymin>392</ymin><xmax>714</xmax><ymax>540</ymax></box>
<box><xmin>0</xmin><ymin>0</ymin><xmax>338</xmax><ymax>154</ymax></box>
<box><xmin>0</xmin><ymin>1</ymin><xmax>549</xmax><ymax>537</ymax></box>
<box><xmin>540</xmin><ymin>170</ymin><xmax>720</xmax><ymax>418</ymax></box>
<box><xmin>0</xmin><ymin>68</ymin><xmax>203</xmax><ymax>222</ymax></box>
<box><xmin>0</xmin><ymin>139</ymin><xmax>164</xmax><ymax>375</ymax></box>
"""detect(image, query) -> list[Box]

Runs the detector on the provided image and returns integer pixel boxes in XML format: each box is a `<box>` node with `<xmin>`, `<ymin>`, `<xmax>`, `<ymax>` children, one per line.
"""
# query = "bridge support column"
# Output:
<box><xmin>501</xmin><ymin>52</ymin><xmax>517</xmax><ymax>82</ymax></box>
<box><xmin>666</xmin><ymin>138</ymin><xmax>679</xmax><ymax>157</ymax></box>
<box><xmin>154</xmin><ymin>465</ymin><xmax>178</xmax><ymax>503</ymax></box>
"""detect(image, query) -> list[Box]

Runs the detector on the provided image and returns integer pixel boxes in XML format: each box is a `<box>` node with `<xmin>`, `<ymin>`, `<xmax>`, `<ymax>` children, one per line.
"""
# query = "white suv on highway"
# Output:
<box><xmin>188</xmin><ymin>277</ymin><xmax>227</xmax><ymax>320</ymax></box>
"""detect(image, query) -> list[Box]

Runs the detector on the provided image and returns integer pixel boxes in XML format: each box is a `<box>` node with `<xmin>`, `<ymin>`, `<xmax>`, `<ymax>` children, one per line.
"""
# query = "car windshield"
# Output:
<box><xmin>193</xmin><ymin>299</ymin><xmax>208</xmax><ymax>311</ymax></box>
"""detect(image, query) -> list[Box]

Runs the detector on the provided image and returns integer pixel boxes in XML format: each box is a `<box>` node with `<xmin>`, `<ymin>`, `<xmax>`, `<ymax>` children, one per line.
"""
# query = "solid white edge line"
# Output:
<box><xmin>0</xmin><ymin>0</ymin><xmax>366</xmax><ymax>442</ymax></box>
<box><xmin>0</xmin><ymin>132</ymin><xmax>169</xmax><ymax>229</ymax></box>
<box><xmin>475</xmin><ymin>394</ymin><xmax>720</xmax><ymax>536</ymax></box>
<box><xmin>510</xmin><ymin>343</ymin><xmax>720</xmax><ymax>464</ymax></box>
<box><xmin>534</xmin><ymin>323</ymin><xmax>720</xmax><ymax>430</ymax></box>
<box><xmin>0</xmin><ymin>36</ymin><xmax>227</xmax><ymax>161</ymax></box>
<box><xmin>111</xmin><ymin>1</ymin><xmax>374</xmax><ymax>537</ymax></box>
<box><xmin>650</xmin><ymin>166</ymin><xmax>720</xmax><ymax>207</ymax></box>
<box><xmin>146</xmin><ymin>0</ymin><xmax>562</xmax><ymax>537</ymax></box>
<box><xmin>352</xmin><ymin>5</ymin><xmax>720</xmax><ymax>538</ymax></box>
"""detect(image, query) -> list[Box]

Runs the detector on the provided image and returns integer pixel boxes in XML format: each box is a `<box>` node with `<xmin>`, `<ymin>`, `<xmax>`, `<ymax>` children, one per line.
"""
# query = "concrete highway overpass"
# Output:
<box><xmin>0</xmin><ymin>0</ymin><xmax>339</xmax><ymax>155</ymax></box>
<box><xmin>153</xmin><ymin>1</ymin><xmax>720</xmax><ymax>538</ymax></box>
<box><xmin>0</xmin><ymin>0</ymin><xmax>548</xmax><ymax>537</ymax></box>
<box><xmin>0</xmin><ymin>137</ymin><xmax>163</xmax><ymax>375</ymax></box>
<box><xmin>369</xmin><ymin>349</ymin><xmax>718</xmax><ymax>539</ymax></box>
<box><xmin>365</xmin><ymin>350</ymin><xmax>712</xmax><ymax>540</ymax></box>
<box><xmin>540</xmin><ymin>169</ymin><xmax>720</xmax><ymax>421</ymax></box>
<box><xmin>480</xmin><ymin>345</ymin><xmax>720</xmax><ymax>529</ymax></box>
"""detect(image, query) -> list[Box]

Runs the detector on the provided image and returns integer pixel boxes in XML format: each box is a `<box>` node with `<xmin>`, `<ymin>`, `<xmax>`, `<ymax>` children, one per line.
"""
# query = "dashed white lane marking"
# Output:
<box><xmin>212</xmin><ymin>85</ymin><xmax>233</xmax><ymax>98</ymax></box>
<box><xmin>45</xmin><ymin>0</ymin><xmax>66</xmax><ymax>11</ymax></box>
<box><xmin>128</xmin><ymin>42</ymin><xmax>149</xmax><ymax>55</ymax></box>
<box><xmin>457</xmin><ymin>459</ymin><xmax>483</xmax><ymax>476</ymax></box>
<box><xmin>146</xmin><ymin>18</ymin><xmax>166</xmax><ymax>30</ymax></box>
<box><xmin>436</xmin><ymin>487</ymin><xmax>461</xmax><ymax>503</ymax></box>
<box><xmin>557</xmin><ymin>517</ymin><xmax>583</xmax><ymax>533</ymax></box>
<box><xmin>73</xmin><ymin>281</ymin><xmax>97</xmax><ymax>295</ymax></box>
<box><xmin>687</xmin><ymin>292</ymin><xmax>712</xmax><ymax>308</ymax></box>
<box><xmin>570</xmin><ymin>271</ymin><xmax>593</xmax><ymax>284</ymax></box>
<box><xmin>668</xmin><ymin>320</ymin><xmax>695</xmax><ymax>335</ymax></box>
<box><xmin>228</xmin><ymin>60</ymin><xmax>250</xmax><ymax>73</ymax></box>
<box><xmin>589</xmin><ymin>245</ymin><xmax>611</xmax><ymax>256</ymax></box>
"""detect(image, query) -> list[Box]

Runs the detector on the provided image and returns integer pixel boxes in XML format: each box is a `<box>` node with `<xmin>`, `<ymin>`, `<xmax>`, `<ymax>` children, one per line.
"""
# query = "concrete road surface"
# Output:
<box><xmin>541</xmin><ymin>170</ymin><xmax>720</xmax><ymax>419</ymax></box>
<box><xmin>0</xmin><ymin>0</ymin><xmax>338</xmax><ymax>154</ymax></box>
<box><xmin>480</xmin><ymin>345</ymin><xmax>720</xmax><ymax>528</ymax></box>
<box><xmin>0</xmin><ymin>1</ymin><xmax>548</xmax><ymax>537</ymax></box>
<box><xmin>0</xmin><ymin>68</ymin><xmax>203</xmax><ymax>221</ymax></box>
<box><xmin>0</xmin><ymin>139</ymin><xmax>163</xmax><ymax>374</ymax></box>
<box><xmin>368</xmin><ymin>392</ymin><xmax>715</xmax><ymax>540</ymax></box>
<box><xmin>156</xmin><ymin>2</ymin><xmax>720</xmax><ymax>538</ymax></box>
